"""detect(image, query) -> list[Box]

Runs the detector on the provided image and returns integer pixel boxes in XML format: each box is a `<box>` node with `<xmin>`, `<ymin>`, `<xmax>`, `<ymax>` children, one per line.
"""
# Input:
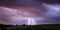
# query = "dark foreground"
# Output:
<box><xmin>0</xmin><ymin>24</ymin><xmax>60</xmax><ymax>30</ymax></box>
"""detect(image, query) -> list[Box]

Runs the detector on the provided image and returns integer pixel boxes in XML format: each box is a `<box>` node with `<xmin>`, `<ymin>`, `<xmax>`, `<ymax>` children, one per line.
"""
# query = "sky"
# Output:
<box><xmin>0</xmin><ymin>0</ymin><xmax>60</xmax><ymax>25</ymax></box>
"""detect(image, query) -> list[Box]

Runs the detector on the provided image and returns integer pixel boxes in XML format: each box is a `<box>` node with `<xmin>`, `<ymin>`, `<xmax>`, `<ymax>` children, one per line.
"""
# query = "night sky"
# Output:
<box><xmin>0</xmin><ymin>0</ymin><xmax>60</xmax><ymax>25</ymax></box>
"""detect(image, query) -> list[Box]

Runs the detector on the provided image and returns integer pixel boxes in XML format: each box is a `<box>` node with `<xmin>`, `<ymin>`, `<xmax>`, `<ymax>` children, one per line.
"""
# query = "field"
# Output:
<box><xmin>0</xmin><ymin>24</ymin><xmax>60</xmax><ymax>30</ymax></box>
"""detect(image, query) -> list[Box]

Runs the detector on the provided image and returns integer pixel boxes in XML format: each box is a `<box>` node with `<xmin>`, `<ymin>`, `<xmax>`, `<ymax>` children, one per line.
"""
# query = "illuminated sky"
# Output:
<box><xmin>0</xmin><ymin>0</ymin><xmax>60</xmax><ymax>25</ymax></box>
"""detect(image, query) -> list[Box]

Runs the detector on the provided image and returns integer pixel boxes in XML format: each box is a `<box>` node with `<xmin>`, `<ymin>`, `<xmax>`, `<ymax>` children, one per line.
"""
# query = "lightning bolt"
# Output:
<box><xmin>27</xmin><ymin>18</ymin><xmax>35</xmax><ymax>25</ymax></box>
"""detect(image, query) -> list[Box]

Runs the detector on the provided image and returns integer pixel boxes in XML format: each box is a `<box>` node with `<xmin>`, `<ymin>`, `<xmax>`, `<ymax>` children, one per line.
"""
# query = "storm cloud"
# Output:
<box><xmin>0</xmin><ymin>0</ymin><xmax>60</xmax><ymax>25</ymax></box>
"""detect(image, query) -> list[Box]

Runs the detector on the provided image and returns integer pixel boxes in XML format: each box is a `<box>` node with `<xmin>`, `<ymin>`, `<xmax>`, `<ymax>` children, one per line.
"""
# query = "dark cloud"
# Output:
<box><xmin>0</xmin><ymin>0</ymin><xmax>60</xmax><ymax>25</ymax></box>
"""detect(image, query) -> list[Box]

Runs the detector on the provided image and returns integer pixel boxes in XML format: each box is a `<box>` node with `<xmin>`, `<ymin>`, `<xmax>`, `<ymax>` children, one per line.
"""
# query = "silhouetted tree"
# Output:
<box><xmin>22</xmin><ymin>24</ymin><xmax>25</xmax><ymax>26</ymax></box>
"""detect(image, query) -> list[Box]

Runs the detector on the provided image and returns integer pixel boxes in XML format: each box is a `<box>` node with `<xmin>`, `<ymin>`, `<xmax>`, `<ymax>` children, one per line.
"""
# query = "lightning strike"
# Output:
<box><xmin>27</xmin><ymin>18</ymin><xmax>35</xmax><ymax>25</ymax></box>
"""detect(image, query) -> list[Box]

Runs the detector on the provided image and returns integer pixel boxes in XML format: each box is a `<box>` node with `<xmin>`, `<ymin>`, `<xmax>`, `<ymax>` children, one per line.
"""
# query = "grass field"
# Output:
<box><xmin>0</xmin><ymin>24</ymin><xmax>60</xmax><ymax>30</ymax></box>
